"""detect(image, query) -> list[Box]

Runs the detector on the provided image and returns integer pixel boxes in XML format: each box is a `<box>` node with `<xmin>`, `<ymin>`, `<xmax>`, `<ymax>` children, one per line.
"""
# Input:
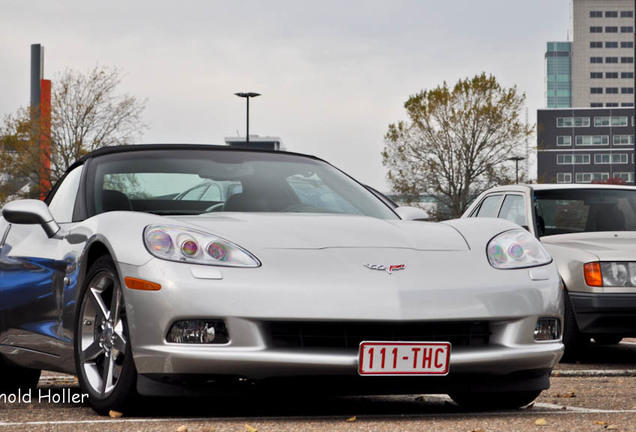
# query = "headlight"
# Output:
<box><xmin>487</xmin><ymin>229</ymin><xmax>552</xmax><ymax>269</ymax></box>
<box><xmin>144</xmin><ymin>225</ymin><xmax>260</xmax><ymax>267</ymax></box>
<box><xmin>585</xmin><ymin>262</ymin><xmax>636</xmax><ymax>287</ymax></box>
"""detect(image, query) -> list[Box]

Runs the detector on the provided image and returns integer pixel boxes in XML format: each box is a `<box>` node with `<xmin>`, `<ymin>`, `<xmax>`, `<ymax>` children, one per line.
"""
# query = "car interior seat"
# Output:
<box><xmin>101</xmin><ymin>190</ymin><xmax>133</xmax><ymax>213</ymax></box>
<box><xmin>595</xmin><ymin>204</ymin><xmax>625</xmax><ymax>231</ymax></box>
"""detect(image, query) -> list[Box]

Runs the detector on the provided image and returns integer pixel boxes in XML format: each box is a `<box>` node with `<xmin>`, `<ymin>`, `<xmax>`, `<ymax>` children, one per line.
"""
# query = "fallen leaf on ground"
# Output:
<box><xmin>554</xmin><ymin>391</ymin><xmax>576</xmax><ymax>398</ymax></box>
<box><xmin>176</xmin><ymin>426</ymin><xmax>188</xmax><ymax>432</ymax></box>
<box><xmin>535</xmin><ymin>418</ymin><xmax>548</xmax><ymax>426</ymax></box>
<box><xmin>346</xmin><ymin>416</ymin><xmax>357</xmax><ymax>422</ymax></box>
<box><xmin>606</xmin><ymin>425</ymin><xmax>619</xmax><ymax>430</ymax></box>
<box><xmin>245</xmin><ymin>425</ymin><xmax>258</xmax><ymax>432</ymax></box>
<box><xmin>108</xmin><ymin>410</ymin><xmax>123</xmax><ymax>418</ymax></box>
<box><xmin>594</xmin><ymin>420</ymin><xmax>608</xmax><ymax>426</ymax></box>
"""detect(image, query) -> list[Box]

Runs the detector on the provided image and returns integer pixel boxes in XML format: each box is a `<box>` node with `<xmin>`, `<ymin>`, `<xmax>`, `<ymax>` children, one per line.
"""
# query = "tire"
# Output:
<box><xmin>560</xmin><ymin>291</ymin><xmax>589</xmax><ymax>363</ymax></box>
<box><xmin>593</xmin><ymin>336</ymin><xmax>622</xmax><ymax>345</ymax></box>
<box><xmin>449</xmin><ymin>390</ymin><xmax>541</xmax><ymax>410</ymax></box>
<box><xmin>0</xmin><ymin>361</ymin><xmax>40</xmax><ymax>393</ymax></box>
<box><xmin>75</xmin><ymin>256</ymin><xmax>137</xmax><ymax>415</ymax></box>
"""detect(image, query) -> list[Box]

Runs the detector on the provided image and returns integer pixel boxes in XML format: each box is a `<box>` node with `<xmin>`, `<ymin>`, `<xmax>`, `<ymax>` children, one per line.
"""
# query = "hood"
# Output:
<box><xmin>542</xmin><ymin>231</ymin><xmax>636</xmax><ymax>260</ymax></box>
<box><xmin>170</xmin><ymin>213</ymin><xmax>469</xmax><ymax>251</ymax></box>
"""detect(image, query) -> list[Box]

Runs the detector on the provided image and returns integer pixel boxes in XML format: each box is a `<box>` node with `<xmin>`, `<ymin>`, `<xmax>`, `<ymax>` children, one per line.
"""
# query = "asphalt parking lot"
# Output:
<box><xmin>1</xmin><ymin>340</ymin><xmax>635</xmax><ymax>432</ymax></box>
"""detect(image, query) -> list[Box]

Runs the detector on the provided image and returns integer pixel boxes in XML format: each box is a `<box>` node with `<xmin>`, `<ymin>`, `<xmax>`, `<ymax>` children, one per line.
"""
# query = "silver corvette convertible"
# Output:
<box><xmin>0</xmin><ymin>145</ymin><xmax>563</xmax><ymax>414</ymax></box>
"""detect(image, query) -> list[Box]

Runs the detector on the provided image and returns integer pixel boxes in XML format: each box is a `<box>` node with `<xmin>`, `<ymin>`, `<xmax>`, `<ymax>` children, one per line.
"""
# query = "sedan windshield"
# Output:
<box><xmin>534</xmin><ymin>188</ymin><xmax>636</xmax><ymax>235</ymax></box>
<box><xmin>89</xmin><ymin>148</ymin><xmax>398</xmax><ymax>219</ymax></box>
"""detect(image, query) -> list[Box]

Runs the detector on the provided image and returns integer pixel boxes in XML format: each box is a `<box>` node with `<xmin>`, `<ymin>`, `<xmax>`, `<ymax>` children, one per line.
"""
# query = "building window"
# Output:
<box><xmin>590</xmin><ymin>41</ymin><xmax>603</xmax><ymax>48</ymax></box>
<box><xmin>621</xmin><ymin>87</ymin><xmax>634</xmax><ymax>94</ymax></box>
<box><xmin>590</xmin><ymin>72</ymin><xmax>602</xmax><ymax>79</ymax></box>
<box><xmin>591</xmin><ymin>87</ymin><xmax>603</xmax><ymax>94</ymax></box>
<box><xmin>557</xmin><ymin>136</ymin><xmax>572</xmax><ymax>146</ymax></box>
<box><xmin>605</xmin><ymin>41</ymin><xmax>618</xmax><ymax>48</ymax></box>
<box><xmin>606</xmin><ymin>87</ymin><xmax>619</xmax><ymax>94</ymax></box>
<box><xmin>594</xmin><ymin>154</ymin><xmax>628</xmax><ymax>164</ymax></box>
<box><xmin>621</xmin><ymin>72</ymin><xmax>634</xmax><ymax>79</ymax></box>
<box><xmin>594</xmin><ymin>116</ymin><xmax>628</xmax><ymax>126</ymax></box>
<box><xmin>576</xmin><ymin>173</ymin><xmax>609</xmax><ymax>183</ymax></box>
<box><xmin>590</xmin><ymin>26</ymin><xmax>603</xmax><ymax>33</ymax></box>
<box><xmin>614</xmin><ymin>172</ymin><xmax>634</xmax><ymax>182</ymax></box>
<box><xmin>605</xmin><ymin>72</ymin><xmax>618</xmax><ymax>78</ymax></box>
<box><xmin>557</xmin><ymin>154</ymin><xmax>590</xmax><ymax>165</ymax></box>
<box><xmin>557</xmin><ymin>117</ymin><xmax>591</xmax><ymax>127</ymax></box>
<box><xmin>621</xmin><ymin>26</ymin><xmax>634</xmax><ymax>33</ymax></box>
<box><xmin>557</xmin><ymin>173</ymin><xmax>572</xmax><ymax>183</ymax></box>
<box><xmin>606</xmin><ymin>103</ymin><xmax>619</xmax><ymax>107</ymax></box>
<box><xmin>622</xmin><ymin>41</ymin><xmax>634</xmax><ymax>48</ymax></box>
<box><xmin>621</xmin><ymin>103</ymin><xmax>634</xmax><ymax>107</ymax></box>
<box><xmin>591</xmin><ymin>57</ymin><xmax>603</xmax><ymax>63</ymax></box>
<box><xmin>621</xmin><ymin>57</ymin><xmax>634</xmax><ymax>63</ymax></box>
<box><xmin>591</xmin><ymin>103</ymin><xmax>603</xmax><ymax>107</ymax></box>
<box><xmin>621</xmin><ymin>11</ymin><xmax>634</xmax><ymax>18</ymax></box>
<box><xmin>606</xmin><ymin>26</ymin><xmax>619</xmax><ymax>33</ymax></box>
<box><xmin>606</xmin><ymin>11</ymin><xmax>618</xmax><ymax>17</ymax></box>
<box><xmin>590</xmin><ymin>11</ymin><xmax>602</xmax><ymax>17</ymax></box>
<box><xmin>613</xmin><ymin>134</ymin><xmax>634</xmax><ymax>145</ymax></box>
<box><xmin>606</xmin><ymin>57</ymin><xmax>619</xmax><ymax>63</ymax></box>
<box><xmin>575</xmin><ymin>135</ymin><xmax>609</xmax><ymax>146</ymax></box>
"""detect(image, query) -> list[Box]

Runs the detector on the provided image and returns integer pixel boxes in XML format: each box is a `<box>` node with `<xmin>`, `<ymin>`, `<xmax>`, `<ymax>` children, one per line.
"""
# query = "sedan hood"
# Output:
<box><xmin>170</xmin><ymin>213</ymin><xmax>469</xmax><ymax>251</ymax></box>
<box><xmin>542</xmin><ymin>231</ymin><xmax>636</xmax><ymax>260</ymax></box>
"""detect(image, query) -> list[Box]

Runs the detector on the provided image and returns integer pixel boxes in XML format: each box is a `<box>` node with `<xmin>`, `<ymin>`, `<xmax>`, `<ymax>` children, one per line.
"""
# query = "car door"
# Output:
<box><xmin>0</xmin><ymin>165</ymin><xmax>83</xmax><ymax>357</ymax></box>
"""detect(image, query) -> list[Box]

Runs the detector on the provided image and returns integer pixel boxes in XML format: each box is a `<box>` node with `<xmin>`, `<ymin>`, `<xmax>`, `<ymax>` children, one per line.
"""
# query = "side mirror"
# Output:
<box><xmin>2</xmin><ymin>199</ymin><xmax>61</xmax><ymax>238</ymax></box>
<box><xmin>395</xmin><ymin>206</ymin><xmax>430</xmax><ymax>221</ymax></box>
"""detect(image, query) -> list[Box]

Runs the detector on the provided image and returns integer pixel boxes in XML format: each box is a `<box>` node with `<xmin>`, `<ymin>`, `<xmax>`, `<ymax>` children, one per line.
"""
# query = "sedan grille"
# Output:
<box><xmin>265</xmin><ymin>321</ymin><xmax>490</xmax><ymax>350</ymax></box>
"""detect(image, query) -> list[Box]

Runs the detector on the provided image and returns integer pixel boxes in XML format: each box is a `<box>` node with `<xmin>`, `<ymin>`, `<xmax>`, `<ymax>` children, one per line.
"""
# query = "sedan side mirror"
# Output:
<box><xmin>2</xmin><ymin>199</ymin><xmax>61</xmax><ymax>238</ymax></box>
<box><xmin>395</xmin><ymin>206</ymin><xmax>430</xmax><ymax>221</ymax></box>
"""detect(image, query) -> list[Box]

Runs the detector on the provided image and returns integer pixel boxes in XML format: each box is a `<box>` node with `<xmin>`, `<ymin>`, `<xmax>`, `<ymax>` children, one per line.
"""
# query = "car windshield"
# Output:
<box><xmin>534</xmin><ymin>188</ymin><xmax>636</xmax><ymax>235</ymax></box>
<box><xmin>89</xmin><ymin>148</ymin><xmax>398</xmax><ymax>219</ymax></box>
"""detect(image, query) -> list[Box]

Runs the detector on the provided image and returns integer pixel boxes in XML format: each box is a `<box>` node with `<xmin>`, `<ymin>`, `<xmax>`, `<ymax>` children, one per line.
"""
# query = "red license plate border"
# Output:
<box><xmin>358</xmin><ymin>341</ymin><xmax>451</xmax><ymax>376</ymax></box>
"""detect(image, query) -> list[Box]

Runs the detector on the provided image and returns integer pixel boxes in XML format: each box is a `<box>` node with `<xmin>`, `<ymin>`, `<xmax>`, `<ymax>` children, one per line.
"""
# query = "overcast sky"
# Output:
<box><xmin>0</xmin><ymin>0</ymin><xmax>570</xmax><ymax>190</ymax></box>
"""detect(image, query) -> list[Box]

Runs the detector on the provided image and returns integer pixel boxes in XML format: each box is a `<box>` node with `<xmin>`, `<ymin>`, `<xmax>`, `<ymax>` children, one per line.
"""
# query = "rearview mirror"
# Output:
<box><xmin>395</xmin><ymin>206</ymin><xmax>430</xmax><ymax>221</ymax></box>
<box><xmin>2</xmin><ymin>199</ymin><xmax>61</xmax><ymax>238</ymax></box>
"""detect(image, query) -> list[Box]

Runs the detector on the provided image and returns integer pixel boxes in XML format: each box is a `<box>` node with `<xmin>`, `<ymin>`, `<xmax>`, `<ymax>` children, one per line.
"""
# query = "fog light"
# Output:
<box><xmin>167</xmin><ymin>320</ymin><xmax>229</xmax><ymax>344</ymax></box>
<box><xmin>534</xmin><ymin>318</ymin><xmax>561</xmax><ymax>341</ymax></box>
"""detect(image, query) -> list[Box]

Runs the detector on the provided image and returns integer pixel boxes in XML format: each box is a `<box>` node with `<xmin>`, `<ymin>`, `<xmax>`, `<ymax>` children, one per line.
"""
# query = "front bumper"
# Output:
<box><xmin>118</xmin><ymin>250</ymin><xmax>563</xmax><ymax>395</ymax></box>
<box><xmin>569</xmin><ymin>292</ymin><xmax>636</xmax><ymax>335</ymax></box>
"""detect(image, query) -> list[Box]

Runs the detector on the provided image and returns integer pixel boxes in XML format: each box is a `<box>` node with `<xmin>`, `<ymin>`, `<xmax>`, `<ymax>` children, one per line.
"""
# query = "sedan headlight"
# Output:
<box><xmin>584</xmin><ymin>262</ymin><xmax>636</xmax><ymax>287</ymax></box>
<box><xmin>143</xmin><ymin>225</ymin><xmax>260</xmax><ymax>267</ymax></box>
<box><xmin>487</xmin><ymin>229</ymin><xmax>552</xmax><ymax>269</ymax></box>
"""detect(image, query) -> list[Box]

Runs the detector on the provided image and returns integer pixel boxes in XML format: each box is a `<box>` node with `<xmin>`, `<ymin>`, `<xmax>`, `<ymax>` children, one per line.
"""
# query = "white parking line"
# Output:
<box><xmin>552</xmin><ymin>369</ymin><xmax>636</xmax><ymax>377</ymax></box>
<box><xmin>2</xmin><ymin>404</ymin><xmax>636</xmax><ymax>427</ymax></box>
<box><xmin>534</xmin><ymin>402</ymin><xmax>636</xmax><ymax>414</ymax></box>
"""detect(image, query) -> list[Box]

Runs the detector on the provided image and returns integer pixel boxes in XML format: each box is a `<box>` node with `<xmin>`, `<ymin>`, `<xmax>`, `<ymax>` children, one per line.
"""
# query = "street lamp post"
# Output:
<box><xmin>508</xmin><ymin>156</ymin><xmax>526</xmax><ymax>184</ymax></box>
<box><xmin>235</xmin><ymin>92</ymin><xmax>261</xmax><ymax>145</ymax></box>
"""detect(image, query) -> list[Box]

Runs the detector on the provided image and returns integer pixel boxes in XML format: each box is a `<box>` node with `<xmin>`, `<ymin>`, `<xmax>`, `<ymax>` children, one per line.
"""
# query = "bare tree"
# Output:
<box><xmin>382</xmin><ymin>73</ymin><xmax>532</xmax><ymax>219</ymax></box>
<box><xmin>0</xmin><ymin>65</ymin><xmax>146</xmax><ymax>203</ymax></box>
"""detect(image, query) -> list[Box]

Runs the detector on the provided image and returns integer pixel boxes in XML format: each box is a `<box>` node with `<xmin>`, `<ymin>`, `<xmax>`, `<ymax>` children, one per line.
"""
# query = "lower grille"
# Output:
<box><xmin>265</xmin><ymin>321</ymin><xmax>490</xmax><ymax>350</ymax></box>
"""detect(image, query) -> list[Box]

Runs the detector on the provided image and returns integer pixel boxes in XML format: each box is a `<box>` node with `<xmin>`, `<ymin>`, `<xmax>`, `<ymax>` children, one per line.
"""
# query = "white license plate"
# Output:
<box><xmin>358</xmin><ymin>342</ymin><xmax>451</xmax><ymax>376</ymax></box>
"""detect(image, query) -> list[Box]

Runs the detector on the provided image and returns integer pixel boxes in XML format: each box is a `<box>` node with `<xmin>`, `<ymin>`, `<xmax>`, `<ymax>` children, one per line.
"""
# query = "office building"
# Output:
<box><xmin>538</xmin><ymin>0</ymin><xmax>635</xmax><ymax>184</ymax></box>
<box><xmin>571</xmin><ymin>0</ymin><xmax>635</xmax><ymax>108</ymax></box>
<box><xmin>546</xmin><ymin>42</ymin><xmax>573</xmax><ymax>108</ymax></box>
<box><xmin>537</xmin><ymin>107</ymin><xmax>634</xmax><ymax>184</ymax></box>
